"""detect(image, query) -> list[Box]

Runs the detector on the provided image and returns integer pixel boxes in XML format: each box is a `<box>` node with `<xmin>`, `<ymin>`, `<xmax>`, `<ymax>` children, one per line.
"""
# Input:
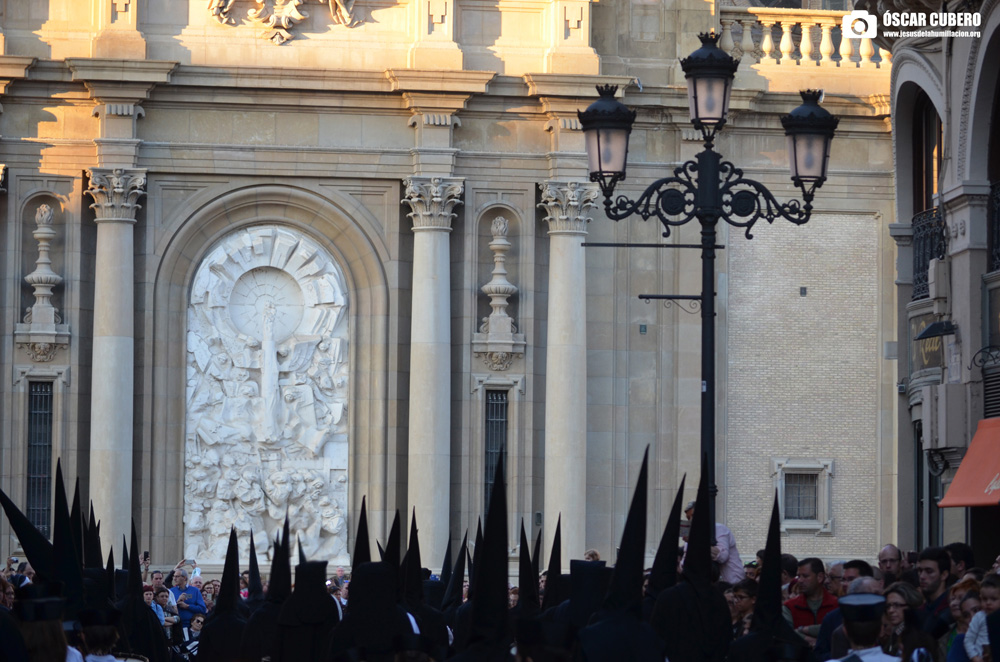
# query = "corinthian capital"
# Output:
<box><xmin>538</xmin><ymin>180</ymin><xmax>598</xmax><ymax>236</ymax></box>
<box><xmin>402</xmin><ymin>176</ymin><xmax>464</xmax><ymax>231</ymax></box>
<box><xmin>86</xmin><ymin>168</ymin><xmax>147</xmax><ymax>223</ymax></box>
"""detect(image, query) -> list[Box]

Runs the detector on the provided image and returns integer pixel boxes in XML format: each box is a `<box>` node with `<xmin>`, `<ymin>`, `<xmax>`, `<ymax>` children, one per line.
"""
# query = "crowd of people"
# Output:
<box><xmin>1</xmin><ymin>455</ymin><xmax>1000</xmax><ymax>662</ymax></box>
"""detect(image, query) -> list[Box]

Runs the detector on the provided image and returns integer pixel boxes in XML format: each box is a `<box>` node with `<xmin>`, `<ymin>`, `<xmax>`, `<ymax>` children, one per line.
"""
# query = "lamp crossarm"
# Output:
<box><xmin>602</xmin><ymin>161</ymin><xmax>700</xmax><ymax>235</ymax></box>
<box><xmin>717</xmin><ymin>161</ymin><xmax>815</xmax><ymax>239</ymax></box>
<box><xmin>601</xmin><ymin>157</ymin><xmax>817</xmax><ymax>239</ymax></box>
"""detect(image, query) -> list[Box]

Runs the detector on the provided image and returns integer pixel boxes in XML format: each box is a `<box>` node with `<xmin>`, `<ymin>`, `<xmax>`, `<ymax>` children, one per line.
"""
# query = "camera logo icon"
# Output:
<box><xmin>842</xmin><ymin>10</ymin><xmax>878</xmax><ymax>38</ymax></box>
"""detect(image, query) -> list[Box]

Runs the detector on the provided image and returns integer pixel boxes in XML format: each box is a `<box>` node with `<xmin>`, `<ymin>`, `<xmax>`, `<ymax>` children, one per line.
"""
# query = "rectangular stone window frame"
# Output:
<box><xmin>771</xmin><ymin>457</ymin><xmax>834</xmax><ymax>535</ymax></box>
<box><xmin>470</xmin><ymin>373</ymin><xmax>525</xmax><ymax>547</ymax></box>
<box><xmin>9</xmin><ymin>365</ymin><xmax>71</xmax><ymax>547</ymax></box>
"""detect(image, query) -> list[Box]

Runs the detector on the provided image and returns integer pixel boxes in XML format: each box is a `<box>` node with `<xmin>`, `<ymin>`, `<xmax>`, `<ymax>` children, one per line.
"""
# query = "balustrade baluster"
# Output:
<box><xmin>819</xmin><ymin>21</ymin><xmax>835</xmax><ymax>65</ymax></box>
<box><xmin>839</xmin><ymin>30</ymin><xmax>855</xmax><ymax>66</ymax></box>
<box><xmin>720</xmin><ymin>19</ymin><xmax>736</xmax><ymax>56</ymax></box>
<box><xmin>739</xmin><ymin>19</ymin><xmax>756</xmax><ymax>62</ymax></box>
<box><xmin>779</xmin><ymin>20</ymin><xmax>794</xmax><ymax>62</ymax></box>
<box><xmin>860</xmin><ymin>36</ymin><xmax>875</xmax><ymax>66</ymax></box>
<box><xmin>800</xmin><ymin>22</ymin><xmax>815</xmax><ymax>64</ymax></box>
<box><xmin>760</xmin><ymin>20</ymin><xmax>777</xmax><ymax>64</ymax></box>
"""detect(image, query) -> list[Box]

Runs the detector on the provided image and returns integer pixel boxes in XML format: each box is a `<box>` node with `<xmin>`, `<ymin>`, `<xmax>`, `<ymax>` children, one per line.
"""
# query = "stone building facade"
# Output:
<box><xmin>878</xmin><ymin>0</ymin><xmax>1000</xmax><ymax>560</ymax></box>
<box><xmin>0</xmin><ymin>0</ymin><xmax>895</xmax><ymax>568</ymax></box>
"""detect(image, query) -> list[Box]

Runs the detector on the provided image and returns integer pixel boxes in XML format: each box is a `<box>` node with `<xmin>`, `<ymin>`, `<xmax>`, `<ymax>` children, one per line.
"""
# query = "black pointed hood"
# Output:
<box><xmin>468</xmin><ymin>517</ymin><xmax>484</xmax><ymax>600</ymax></box>
<box><xmin>53</xmin><ymin>459</ymin><xmax>85</xmax><ymax>618</ymax></box>
<box><xmin>197</xmin><ymin>528</ymin><xmax>248</xmax><ymax>662</ymax></box>
<box><xmin>297</xmin><ymin>534</ymin><xmax>307</xmax><ymax>565</ymax></box>
<box><xmin>377</xmin><ymin>539</ymin><xmax>385</xmax><ymax>560</ymax></box>
<box><xmin>353</xmin><ymin>495</ymin><xmax>371</xmax><ymax>566</ymax></box>
<box><xmin>121</xmin><ymin>535</ymin><xmax>129</xmax><ymax>572</ymax></box>
<box><xmin>126</xmin><ymin>521</ymin><xmax>143</xmax><ymax>602</ymax></box>
<box><xmin>384</xmin><ymin>509</ymin><xmax>401</xmax><ymax>571</ymax></box>
<box><xmin>752</xmin><ymin>492</ymin><xmax>784</xmax><ymax>632</ymax></box>
<box><xmin>467</xmin><ymin>454</ymin><xmax>509</xmax><ymax>649</ymax></box>
<box><xmin>0</xmin><ymin>486</ymin><xmax>54</xmax><ymax>582</ymax></box>
<box><xmin>84</xmin><ymin>504</ymin><xmax>104</xmax><ymax>569</ymax></box>
<box><xmin>517</xmin><ymin>520</ymin><xmax>540</xmax><ymax>618</ymax></box>
<box><xmin>603</xmin><ymin>446</ymin><xmax>649</xmax><ymax>614</ymax></box>
<box><xmin>70</xmin><ymin>478</ymin><xmax>84</xmax><ymax>567</ymax></box>
<box><xmin>216</xmin><ymin>527</ymin><xmax>242</xmax><ymax>615</ymax></box>
<box><xmin>531</xmin><ymin>527</ymin><xmax>542</xmax><ymax>581</ymax></box>
<box><xmin>684</xmin><ymin>455</ymin><xmax>714</xmax><ymax>585</ymax></box>
<box><xmin>403</xmin><ymin>510</ymin><xmax>423</xmax><ymax>610</ymax></box>
<box><xmin>649</xmin><ymin>475</ymin><xmax>685</xmax><ymax>596</ymax></box>
<box><xmin>439</xmin><ymin>533</ymin><xmax>453</xmax><ymax>588</ymax></box>
<box><xmin>106</xmin><ymin>548</ymin><xmax>116</xmax><ymax>603</ymax></box>
<box><xmin>246</xmin><ymin>531</ymin><xmax>265</xmax><ymax>611</ymax></box>
<box><xmin>541</xmin><ymin>516</ymin><xmax>563</xmax><ymax>612</ymax></box>
<box><xmin>441</xmin><ymin>531</ymin><xmax>468</xmax><ymax>614</ymax></box>
<box><xmin>267</xmin><ymin>517</ymin><xmax>292</xmax><ymax>604</ymax></box>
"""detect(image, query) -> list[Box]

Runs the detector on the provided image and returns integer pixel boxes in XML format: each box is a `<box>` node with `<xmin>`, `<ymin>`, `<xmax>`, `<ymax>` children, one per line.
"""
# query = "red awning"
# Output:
<box><xmin>939</xmin><ymin>417</ymin><xmax>1000</xmax><ymax>507</ymax></box>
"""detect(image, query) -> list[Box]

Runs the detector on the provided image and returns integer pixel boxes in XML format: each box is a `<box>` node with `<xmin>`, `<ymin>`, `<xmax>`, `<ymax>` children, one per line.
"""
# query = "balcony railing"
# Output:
<box><xmin>912</xmin><ymin>207</ymin><xmax>946</xmax><ymax>301</ymax></box>
<box><xmin>718</xmin><ymin>7</ymin><xmax>891</xmax><ymax>68</ymax></box>
<box><xmin>990</xmin><ymin>181</ymin><xmax>1000</xmax><ymax>271</ymax></box>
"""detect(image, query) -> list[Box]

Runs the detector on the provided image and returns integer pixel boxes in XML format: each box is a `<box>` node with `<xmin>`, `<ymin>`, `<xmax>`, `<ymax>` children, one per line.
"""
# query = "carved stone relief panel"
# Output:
<box><xmin>209</xmin><ymin>0</ymin><xmax>361</xmax><ymax>44</ymax></box>
<box><xmin>185</xmin><ymin>225</ymin><xmax>350</xmax><ymax>564</ymax></box>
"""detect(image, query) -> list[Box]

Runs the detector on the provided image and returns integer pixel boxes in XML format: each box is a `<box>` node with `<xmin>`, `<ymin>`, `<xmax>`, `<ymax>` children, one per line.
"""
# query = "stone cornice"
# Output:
<box><xmin>523</xmin><ymin>73</ymin><xmax>634</xmax><ymax>98</ymax></box>
<box><xmin>385</xmin><ymin>70</ymin><xmax>495</xmax><ymax>94</ymax></box>
<box><xmin>66</xmin><ymin>59</ymin><xmax>176</xmax><ymax>84</ymax></box>
<box><xmin>171</xmin><ymin>66</ymin><xmax>392</xmax><ymax>93</ymax></box>
<box><xmin>538</xmin><ymin>180</ymin><xmax>597</xmax><ymax>236</ymax></box>
<box><xmin>402</xmin><ymin>176</ymin><xmax>464</xmax><ymax>231</ymax></box>
<box><xmin>86</xmin><ymin>168</ymin><xmax>147</xmax><ymax>223</ymax></box>
<box><xmin>0</xmin><ymin>56</ymin><xmax>37</xmax><ymax>95</ymax></box>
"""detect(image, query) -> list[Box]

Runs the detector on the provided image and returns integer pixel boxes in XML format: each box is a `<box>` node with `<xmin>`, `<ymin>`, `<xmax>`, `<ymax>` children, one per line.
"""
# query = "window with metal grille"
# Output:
<box><xmin>27</xmin><ymin>382</ymin><xmax>53</xmax><ymax>538</ymax></box>
<box><xmin>484</xmin><ymin>390</ymin><xmax>508</xmax><ymax>515</ymax></box>
<box><xmin>784</xmin><ymin>473</ymin><xmax>818</xmax><ymax>520</ymax></box>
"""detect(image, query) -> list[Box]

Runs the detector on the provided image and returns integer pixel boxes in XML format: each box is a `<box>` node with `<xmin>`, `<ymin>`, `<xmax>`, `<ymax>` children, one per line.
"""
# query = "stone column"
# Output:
<box><xmin>538</xmin><ymin>180</ymin><xmax>597</xmax><ymax>566</ymax></box>
<box><xmin>86</xmin><ymin>168</ymin><xmax>146</xmax><ymax>548</ymax></box>
<box><xmin>402</xmin><ymin>176</ymin><xmax>463</xmax><ymax>566</ymax></box>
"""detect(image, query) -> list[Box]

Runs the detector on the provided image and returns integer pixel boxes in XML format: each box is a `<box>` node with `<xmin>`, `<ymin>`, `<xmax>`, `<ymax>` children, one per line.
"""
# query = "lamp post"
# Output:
<box><xmin>578</xmin><ymin>32</ymin><xmax>839</xmax><ymax>530</ymax></box>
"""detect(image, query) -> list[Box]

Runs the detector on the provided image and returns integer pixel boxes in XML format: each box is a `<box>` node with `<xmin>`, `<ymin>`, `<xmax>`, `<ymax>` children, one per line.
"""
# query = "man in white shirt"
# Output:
<box><xmin>684</xmin><ymin>501</ymin><xmax>745</xmax><ymax>584</ymax></box>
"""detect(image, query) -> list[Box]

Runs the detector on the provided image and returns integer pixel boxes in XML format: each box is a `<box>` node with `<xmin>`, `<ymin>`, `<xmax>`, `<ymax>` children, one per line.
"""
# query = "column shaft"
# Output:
<box><xmin>402</xmin><ymin>176</ymin><xmax>462</xmax><ymax>568</ymax></box>
<box><xmin>539</xmin><ymin>180</ymin><xmax>597</xmax><ymax>568</ymax></box>
<box><xmin>86</xmin><ymin>168</ymin><xmax>145</xmax><ymax>552</ymax></box>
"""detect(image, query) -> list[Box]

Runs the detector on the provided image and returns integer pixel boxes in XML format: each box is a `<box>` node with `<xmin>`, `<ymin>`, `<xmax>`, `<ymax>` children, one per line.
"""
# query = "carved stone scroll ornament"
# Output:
<box><xmin>185</xmin><ymin>225</ymin><xmax>350</xmax><ymax>563</ymax></box>
<box><xmin>209</xmin><ymin>0</ymin><xmax>360</xmax><ymax>44</ymax></box>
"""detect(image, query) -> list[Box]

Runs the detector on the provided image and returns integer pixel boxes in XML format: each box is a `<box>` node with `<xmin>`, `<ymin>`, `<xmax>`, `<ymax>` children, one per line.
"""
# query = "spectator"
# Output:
<box><xmin>946</xmin><ymin>543</ymin><xmax>976</xmax><ymax>580</ymax></box>
<box><xmin>201</xmin><ymin>577</ymin><xmax>216</xmax><ymax>613</ymax></box>
<box><xmin>583</xmin><ymin>549</ymin><xmax>600</xmax><ymax>562</ymax></box>
<box><xmin>780</xmin><ymin>554</ymin><xmax>799</xmax><ymax>587</ymax></box>
<box><xmin>826</xmin><ymin>562</ymin><xmax>846</xmax><ymax>597</ymax></box>
<box><xmin>963</xmin><ymin>574</ymin><xmax>999</xmax><ymax>662</ymax></box>
<box><xmin>944</xmin><ymin>579</ymin><xmax>980</xmax><ymax>662</ymax></box>
<box><xmin>0</xmin><ymin>575</ymin><xmax>13</xmax><ymax>612</ymax></box>
<box><xmin>144</xmin><ymin>584</ymin><xmax>165</xmax><ymax>627</ymax></box>
<box><xmin>918</xmin><ymin>547</ymin><xmax>956</xmax><ymax>638</ymax></box>
<box><xmin>783</xmin><ymin>557</ymin><xmax>839</xmax><ymax>643</ymax></box>
<box><xmin>883</xmin><ymin>581</ymin><xmax>941</xmax><ymax>662</ymax></box>
<box><xmin>744</xmin><ymin>560</ymin><xmax>759</xmax><ymax>582</ymax></box>
<box><xmin>843</xmin><ymin>559</ymin><xmax>875</xmax><ymax>585</ymax></box>
<box><xmin>169</xmin><ymin>568</ymin><xmax>206</xmax><ymax>628</ymax></box>
<box><xmin>154</xmin><ymin>586</ymin><xmax>177</xmax><ymax>637</ymax></box>
<box><xmin>730</xmin><ymin>579</ymin><xmax>757</xmax><ymax>638</ymax></box>
<box><xmin>815</xmin><ymin>576</ymin><xmax>883</xmax><ymax>661</ymax></box>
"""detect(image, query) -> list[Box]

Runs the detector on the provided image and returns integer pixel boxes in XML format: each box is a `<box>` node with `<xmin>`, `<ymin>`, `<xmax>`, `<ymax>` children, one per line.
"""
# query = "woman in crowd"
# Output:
<box><xmin>882</xmin><ymin>581</ymin><xmax>941</xmax><ymax>661</ymax></box>
<box><xmin>154</xmin><ymin>586</ymin><xmax>177</xmax><ymax>638</ymax></box>
<box><xmin>963</xmin><ymin>573</ymin><xmax>1000</xmax><ymax>662</ymax></box>
<box><xmin>948</xmin><ymin>591</ymin><xmax>981</xmax><ymax>662</ymax></box>
<box><xmin>144</xmin><ymin>584</ymin><xmax>165</xmax><ymax>627</ymax></box>
<box><xmin>942</xmin><ymin>578</ymin><xmax>980</xmax><ymax>660</ymax></box>
<box><xmin>200</xmin><ymin>577</ymin><xmax>216</xmax><ymax>613</ymax></box>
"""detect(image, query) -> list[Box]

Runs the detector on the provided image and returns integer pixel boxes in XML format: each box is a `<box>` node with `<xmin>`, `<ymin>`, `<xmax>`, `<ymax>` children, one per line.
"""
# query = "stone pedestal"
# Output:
<box><xmin>86</xmin><ymin>168</ymin><xmax>145</xmax><ymax>551</ymax></box>
<box><xmin>402</xmin><ymin>176</ymin><xmax>463</xmax><ymax>564</ymax></box>
<box><xmin>538</xmin><ymin>180</ymin><xmax>597</xmax><ymax>567</ymax></box>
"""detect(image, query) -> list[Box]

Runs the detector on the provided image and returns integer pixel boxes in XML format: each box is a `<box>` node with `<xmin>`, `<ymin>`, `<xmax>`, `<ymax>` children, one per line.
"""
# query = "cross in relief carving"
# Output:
<box><xmin>114</xmin><ymin>0</ymin><xmax>130</xmax><ymax>12</ymax></box>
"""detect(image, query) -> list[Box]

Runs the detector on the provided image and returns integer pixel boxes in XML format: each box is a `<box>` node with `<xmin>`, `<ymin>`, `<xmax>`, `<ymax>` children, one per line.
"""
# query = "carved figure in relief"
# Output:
<box><xmin>185</xmin><ymin>226</ymin><xmax>350</xmax><ymax>563</ymax></box>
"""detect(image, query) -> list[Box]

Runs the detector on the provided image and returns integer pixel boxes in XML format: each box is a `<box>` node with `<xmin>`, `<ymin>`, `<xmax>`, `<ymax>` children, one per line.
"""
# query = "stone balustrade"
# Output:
<box><xmin>719</xmin><ymin>7</ymin><xmax>891</xmax><ymax>68</ymax></box>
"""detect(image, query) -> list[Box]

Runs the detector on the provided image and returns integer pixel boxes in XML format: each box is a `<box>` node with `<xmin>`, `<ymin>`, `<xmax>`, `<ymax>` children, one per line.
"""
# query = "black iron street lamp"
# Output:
<box><xmin>579</xmin><ymin>32</ymin><xmax>839</xmax><ymax>531</ymax></box>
